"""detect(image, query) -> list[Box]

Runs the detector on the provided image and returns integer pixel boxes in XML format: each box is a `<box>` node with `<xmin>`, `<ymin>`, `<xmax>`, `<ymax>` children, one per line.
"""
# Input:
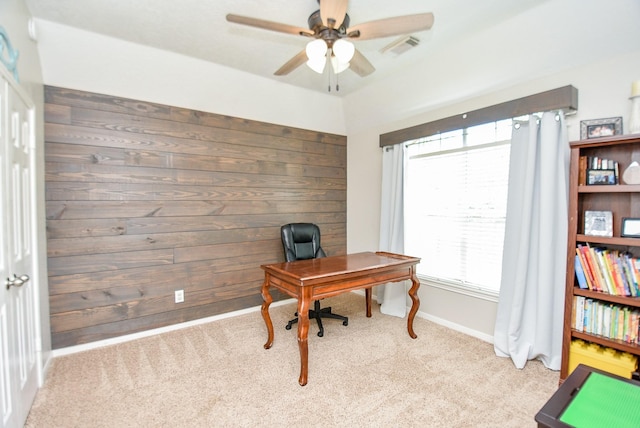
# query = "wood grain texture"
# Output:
<box><xmin>45</xmin><ymin>86</ymin><xmax>346</xmax><ymax>349</ymax></box>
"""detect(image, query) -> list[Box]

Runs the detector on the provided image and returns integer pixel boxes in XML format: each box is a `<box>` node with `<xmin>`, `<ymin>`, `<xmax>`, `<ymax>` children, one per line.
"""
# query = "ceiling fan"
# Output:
<box><xmin>226</xmin><ymin>0</ymin><xmax>434</xmax><ymax>78</ymax></box>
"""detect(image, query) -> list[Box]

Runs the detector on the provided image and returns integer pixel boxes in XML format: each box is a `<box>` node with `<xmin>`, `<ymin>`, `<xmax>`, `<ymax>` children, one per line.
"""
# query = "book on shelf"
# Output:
<box><xmin>572</xmin><ymin>295</ymin><xmax>585</xmax><ymax>331</ymax></box>
<box><xmin>631</xmin><ymin>259</ymin><xmax>640</xmax><ymax>296</ymax></box>
<box><xmin>603</xmin><ymin>304</ymin><xmax>612</xmax><ymax>338</ymax></box>
<box><xmin>575</xmin><ymin>244</ymin><xmax>640</xmax><ymax>297</ymax></box>
<box><xmin>579</xmin><ymin>156</ymin><xmax>587</xmax><ymax>186</ymax></box>
<box><xmin>594</xmin><ymin>249</ymin><xmax>616</xmax><ymax>294</ymax></box>
<box><xmin>577</xmin><ymin>245</ymin><xmax>600</xmax><ymax>292</ymax></box>
<box><xmin>606</xmin><ymin>252</ymin><xmax>627</xmax><ymax>295</ymax></box>
<box><xmin>575</xmin><ymin>255</ymin><xmax>589</xmax><ymax>289</ymax></box>
<box><xmin>572</xmin><ymin>296</ymin><xmax>640</xmax><ymax>345</ymax></box>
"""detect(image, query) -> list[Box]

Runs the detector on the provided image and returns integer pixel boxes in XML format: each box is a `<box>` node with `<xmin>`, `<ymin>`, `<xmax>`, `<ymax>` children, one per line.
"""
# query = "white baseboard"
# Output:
<box><xmin>351</xmin><ymin>289</ymin><xmax>494</xmax><ymax>344</ymax></box>
<box><xmin>52</xmin><ymin>298</ymin><xmax>296</xmax><ymax>357</ymax></box>
<box><xmin>416</xmin><ymin>310</ymin><xmax>494</xmax><ymax>344</ymax></box>
<box><xmin>53</xmin><ymin>291</ymin><xmax>493</xmax><ymax>357</ymax></box>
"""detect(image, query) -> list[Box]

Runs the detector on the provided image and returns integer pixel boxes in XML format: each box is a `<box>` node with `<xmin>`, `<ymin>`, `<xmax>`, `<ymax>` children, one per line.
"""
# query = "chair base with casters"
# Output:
<box><xmin>285</xmin><ymin>300</ymin><xmax>348</xmax><ymax>337</ymax></box>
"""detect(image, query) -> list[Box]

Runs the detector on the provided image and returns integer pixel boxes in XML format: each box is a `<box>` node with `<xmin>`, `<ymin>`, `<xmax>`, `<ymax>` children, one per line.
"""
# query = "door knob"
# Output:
<box><xmin>6</xmin><ymin>274</ymin><xmax>29</xmax><ymax>290</ymax></box>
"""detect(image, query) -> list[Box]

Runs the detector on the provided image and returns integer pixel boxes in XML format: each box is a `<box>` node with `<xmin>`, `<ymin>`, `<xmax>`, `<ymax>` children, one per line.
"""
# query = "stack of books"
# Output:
<box><xmin>575</xmin><ymin>244</ymin><xmax>640</xmax><ymax>296</ymax></box>
<box><xmin>572</xmin><ymin>296</ymin><xmax>640</xmax><ymax>344</ymax></box>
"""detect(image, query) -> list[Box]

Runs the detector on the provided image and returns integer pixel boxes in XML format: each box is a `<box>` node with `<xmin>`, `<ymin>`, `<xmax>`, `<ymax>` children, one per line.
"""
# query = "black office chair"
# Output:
<box><xmin>281</xmin><ymin>223</ymin><xmax>348</xmax><ymax>337</ymax></box>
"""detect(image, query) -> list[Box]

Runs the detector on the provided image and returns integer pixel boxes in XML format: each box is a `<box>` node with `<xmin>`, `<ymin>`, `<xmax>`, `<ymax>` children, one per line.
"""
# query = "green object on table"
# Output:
<box><xmin>560</xmin><ymin>372</ymin><xmax>640</xmax><ymax>428</ymax></box>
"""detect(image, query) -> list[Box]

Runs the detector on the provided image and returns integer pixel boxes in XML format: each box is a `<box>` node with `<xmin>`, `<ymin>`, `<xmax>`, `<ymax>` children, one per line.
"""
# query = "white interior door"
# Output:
<box><xmin>0</xmin><ymin>70</ymin><xmax>39</xmax><ymax>428</ymax></box>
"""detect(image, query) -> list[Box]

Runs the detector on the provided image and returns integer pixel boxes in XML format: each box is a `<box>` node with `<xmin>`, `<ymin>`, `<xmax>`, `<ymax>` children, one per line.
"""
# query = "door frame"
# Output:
<box><xmin>0</xmin><ymin>61</ymin><xmax>45</xmax><ymax>427</ymax></box>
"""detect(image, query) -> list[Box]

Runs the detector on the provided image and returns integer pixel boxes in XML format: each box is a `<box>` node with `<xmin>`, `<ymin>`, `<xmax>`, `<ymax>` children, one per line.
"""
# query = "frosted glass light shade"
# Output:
<box><xmin>306</xmin><ymin>39</ymin><xmax>328</xmax><ymax>73</ymax></box>
<box><xmin>332</xmin><ymin>39</ymin><xmax>355</xmax><ymax>63</ymax></box>
<box><xmin>306</xmin><ymin>39</ymin><xmax>327</xmax><ymax>60</ymax></box>
<box><xmin>306</xmin><ymin>56</ymin><xmax>327</xmax><ymax>73</ymax></box>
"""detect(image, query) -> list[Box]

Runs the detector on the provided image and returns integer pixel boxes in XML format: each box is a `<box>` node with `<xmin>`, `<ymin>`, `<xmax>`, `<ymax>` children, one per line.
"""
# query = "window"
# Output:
<box><xmin>404</xmin><ymin>120</ymin><xmax>512</xmax><ymax>297</ymax></box>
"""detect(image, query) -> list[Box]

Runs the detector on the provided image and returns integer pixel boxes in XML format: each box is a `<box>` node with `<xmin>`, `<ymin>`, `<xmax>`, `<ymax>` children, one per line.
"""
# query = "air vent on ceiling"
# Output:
<box><xmin>380</xmin><ymin>36</ymin><xmax>420</xmax><ymax>56</ymax></box>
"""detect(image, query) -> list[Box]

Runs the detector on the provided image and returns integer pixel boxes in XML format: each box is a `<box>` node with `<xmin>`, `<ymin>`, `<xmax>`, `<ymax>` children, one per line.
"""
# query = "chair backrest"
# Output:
<box><xmin>280</xmin><ymin>223</ymin><xmax>327</xmax><ymax>262</ymax></box>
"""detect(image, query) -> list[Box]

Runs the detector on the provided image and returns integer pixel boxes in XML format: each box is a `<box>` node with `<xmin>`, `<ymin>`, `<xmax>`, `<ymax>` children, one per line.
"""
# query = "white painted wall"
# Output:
<box><xmin>344</xmin><ymin>0</ymin><xmax>640</xmax><ymax>340</ymax></box>
<box><xmin>34</xmin><ymin>20</ymin><xmax>346</xmax><ymax>135</ymax></box>
<box><xmin>1</xmin><ymin>0</ymin><xmax>51</xmax><ymax>375</ymax></box>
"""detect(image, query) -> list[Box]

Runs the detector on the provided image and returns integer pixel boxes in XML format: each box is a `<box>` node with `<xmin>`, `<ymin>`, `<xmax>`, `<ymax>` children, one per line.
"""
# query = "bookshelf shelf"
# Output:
<box><xmin>577</xmin><ymin>234</ymin><xmax>640</xmax><ymax>246</ymax></box>
<box><xmin>578</xmin><ymin>184</ymin><xmax>640</xmax><ymax>193</ymax></box>
<box><xmin>561</xmin><ymin>133</ymin><xmax>640</xmax><ymax>383</ymax></box>
<box><xmin>573</xmin><ymin>288</ymin><xmax>640</xmax><ymax>308</ymax></box>
<box><xmin>572</xmin><ymin>330</ymin><xmax>640</xmax><ymax>355</ymax></box>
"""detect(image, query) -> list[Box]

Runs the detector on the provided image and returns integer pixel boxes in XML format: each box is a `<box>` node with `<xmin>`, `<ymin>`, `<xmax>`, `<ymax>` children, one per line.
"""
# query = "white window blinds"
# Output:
<box><xmin>404</xmin><ymin>120</ymin><xmax>512</xmax><ymax>294</ymax></box>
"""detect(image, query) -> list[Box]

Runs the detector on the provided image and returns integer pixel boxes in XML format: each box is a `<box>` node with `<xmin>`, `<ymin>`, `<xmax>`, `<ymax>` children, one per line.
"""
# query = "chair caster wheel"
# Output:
<box><xmin>317</xmin><ymin>331</ymin><xmax>324</xmax><ymax>337</ymax></box>
<box><xmin>343</xmin><ymin>321</ymin><xmax>348</xmax><ymax>326</ymax></box>
<box><xmin>285</xmin><ymin>325</ymin><xmax>292</xmax><ymax>330</ymax></box>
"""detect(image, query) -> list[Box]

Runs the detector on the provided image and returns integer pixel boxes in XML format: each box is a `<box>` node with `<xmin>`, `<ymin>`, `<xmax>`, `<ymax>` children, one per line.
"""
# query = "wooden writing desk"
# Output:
<box><xmin>260</xmin><ymin>251</ymin><xmax>421</xmax><ymax>386</ymax></box>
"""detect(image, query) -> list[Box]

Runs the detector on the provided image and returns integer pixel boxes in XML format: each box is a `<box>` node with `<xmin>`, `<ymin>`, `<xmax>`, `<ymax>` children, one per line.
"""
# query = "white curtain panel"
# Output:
<box><xmin>494</xmin><ymin>111</ymin><xmax>569</xmax><ymax>370</ymax></box>
<box><xmin>377</xmin><ymin>144</ymin><xmax>408</xmax><ymax>317</ymax></box>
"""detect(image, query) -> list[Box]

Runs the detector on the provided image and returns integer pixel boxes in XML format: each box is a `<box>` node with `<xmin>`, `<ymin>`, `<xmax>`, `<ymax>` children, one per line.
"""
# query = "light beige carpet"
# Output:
<box><xmin>26</xmin><ymin>292</ymin><xmax>559</xmax><ymax>427</ymax></box>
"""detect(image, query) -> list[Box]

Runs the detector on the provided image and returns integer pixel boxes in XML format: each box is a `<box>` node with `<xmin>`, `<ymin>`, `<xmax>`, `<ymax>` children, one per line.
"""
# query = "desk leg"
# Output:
<box><xmin>407</xmin><ymin>267</ymin><xmax>420</xmax><ymax>339</ymax></box>
<box><xmin>297</xmin><ymin>289</ymin><xmax>312</xmax><ymax>386</ymax></box>
<box><xmin>261</xmin><ymin>273</ymin><xmax>274</xmax><ymax>350</ymax></box>
<box><xmin>365</xmin><ymin>287</ymin><xmax>372</xmax><ymax>317</ymax></box>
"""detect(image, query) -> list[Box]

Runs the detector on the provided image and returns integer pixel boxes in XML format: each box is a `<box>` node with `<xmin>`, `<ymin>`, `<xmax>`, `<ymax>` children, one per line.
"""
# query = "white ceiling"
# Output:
<box><xmin>24</xmin><ymin>0</ymin><xmax>548</xmax><ymax>96</ymax></box>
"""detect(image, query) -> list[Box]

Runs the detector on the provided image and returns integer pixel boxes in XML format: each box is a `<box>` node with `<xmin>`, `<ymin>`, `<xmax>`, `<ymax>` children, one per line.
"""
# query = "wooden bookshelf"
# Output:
<box><xmin>561</xmin><ymin>134</ymin><xmax>640</xmax><ymax>382</ymax></box>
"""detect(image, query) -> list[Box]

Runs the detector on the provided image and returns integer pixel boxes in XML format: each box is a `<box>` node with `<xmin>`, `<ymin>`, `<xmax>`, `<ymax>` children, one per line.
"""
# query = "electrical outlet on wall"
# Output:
<box><xmin>174</xmin><ymin>289</ymin><xmax>184</xmax><ymax>303</ymax></box>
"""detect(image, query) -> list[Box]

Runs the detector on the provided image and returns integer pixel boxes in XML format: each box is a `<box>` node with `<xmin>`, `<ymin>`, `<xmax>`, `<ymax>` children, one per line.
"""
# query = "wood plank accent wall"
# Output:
<box><xmin>44</xmin><ymin>86</ymin><xmax>347</xmax><ymax>349</ymax></box>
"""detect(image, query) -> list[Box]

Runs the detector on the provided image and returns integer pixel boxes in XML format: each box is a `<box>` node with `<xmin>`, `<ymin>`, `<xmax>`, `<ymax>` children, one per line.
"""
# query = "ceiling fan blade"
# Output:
<box><xmin>320</xmin><ymin>0</ymin><xmax>348</xmax><ymax>28</ymax></box>
<box><xmin>226</xmin><ymin>14</ymin><xmax>314</xmax><ymax>37</ymax></box>
<box><xmin>349</xmin><ymin>49</ymin><xmax>375</xmax><ymax>77</ymax></box>
<box><xmin>274</xmin><ymin>50</ymin><xmax>308</xmax><ymax>76</ymax></box>
<box><xmin>346</xmin><ymin>12</ymin><xmax>434</xmax><ymax>41</ymax></box>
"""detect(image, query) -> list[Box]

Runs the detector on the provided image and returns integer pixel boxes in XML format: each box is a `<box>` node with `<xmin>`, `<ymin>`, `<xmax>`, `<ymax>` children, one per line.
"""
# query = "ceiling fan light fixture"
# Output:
<box><xmin>332</xmin><ymin>39</ymin><xmax>355</xmax><ymax>63</ymax></box>
<box><xmin>330</xmin><ymin>55</ymin><xmax>350</xmax><ymax>74</ymax></box>
<box><xmin>226</xmin><ymin>6</ymin><xmax>435</xmax><ymax>84</ymax></box>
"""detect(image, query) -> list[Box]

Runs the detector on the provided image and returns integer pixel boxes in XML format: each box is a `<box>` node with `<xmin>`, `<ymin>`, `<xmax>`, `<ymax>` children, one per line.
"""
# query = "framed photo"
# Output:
<box><xmin>586</xmin><ymin>169</ymin><xmax>616</xmax><ymax>185</ymax></box>
<box><xmin>621</xmin><ymin>218</ymin><xmax>640</xmax><ymax>237</ymax></box>
<box><xmin>584</xmin><ymin>210</ymin><xmax>613</xmax><ymax>237</ymax></box>
<box><xmin>580</xmin><ymin>117</ymin><xmax>622</xmax><ymax>139</ymax></box>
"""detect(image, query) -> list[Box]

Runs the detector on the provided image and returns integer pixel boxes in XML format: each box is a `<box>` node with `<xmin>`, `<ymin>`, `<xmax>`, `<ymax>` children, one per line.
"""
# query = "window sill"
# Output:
<box><xmin>418</xmin><ymin>275</ymin><xmax>499</xmax><ymax>303</ymax></box>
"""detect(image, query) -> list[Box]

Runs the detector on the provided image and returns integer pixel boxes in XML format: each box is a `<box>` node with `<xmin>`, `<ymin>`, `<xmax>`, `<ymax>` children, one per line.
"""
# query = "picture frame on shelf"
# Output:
<box><xmin>580</xmin><ymin>117</ymin><xmax>622</xmax><ymax>139</ymax></box>
<box><xmin>584</xmin><ymin>210</ymin><xmax>613</xmax><ymax>237</ymax></box>
<box><xmin>586</xmin><ymin>169</ymin><xmax>617</xmax><ymax>185</ymax></box>
<box><xmin>621</xmin><ymin>217</ymin><xmax>640</xmax><ymax>238</ymax></box>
